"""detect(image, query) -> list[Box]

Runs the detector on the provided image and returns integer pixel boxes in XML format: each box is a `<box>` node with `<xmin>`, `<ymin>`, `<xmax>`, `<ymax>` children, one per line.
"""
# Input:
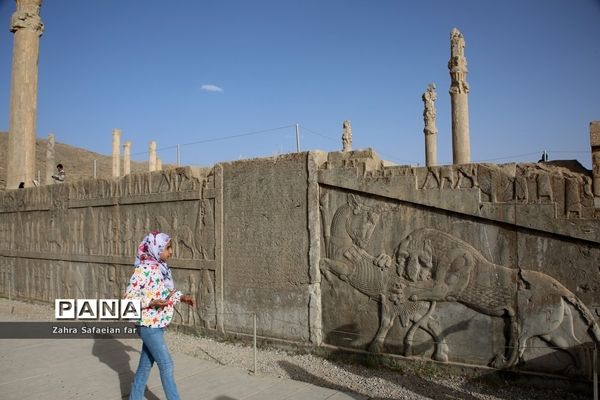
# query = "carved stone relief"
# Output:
<box><xmin>171</xmin><ymin>269</ymin><xmax>217</xmax><ymax>330</ymax></box>
<box><xmin>320</xmin><ymin>190</ymin><xmax>600</xmax><ymax>377</ymax></box>
<box><xmin>409</xmin><ymin>161</ymin><xmax>599</xmax><ymax>221</ymax></box>
<box><xmin>0</xmin><ymin>167</ymin><xmax>219</xmax><ymax>332</ymax></box>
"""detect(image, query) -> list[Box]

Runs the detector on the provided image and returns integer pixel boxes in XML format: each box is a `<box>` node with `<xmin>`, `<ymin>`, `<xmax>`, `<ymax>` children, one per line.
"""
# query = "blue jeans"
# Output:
<box><xmin>129</xmin><ymin>326</ymin><xmax>180</xmax><ymax>400</ymax></box>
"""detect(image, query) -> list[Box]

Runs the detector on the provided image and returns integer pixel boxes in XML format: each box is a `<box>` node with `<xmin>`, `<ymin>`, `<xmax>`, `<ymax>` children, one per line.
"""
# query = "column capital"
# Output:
<box><xmin>590</xmin><ymin>121</ymin><xmax>600</xmax><ymax>147</ymax></box>
<box><xmin>341</xmin><ymin>120</ymin><xmax>352</xmax><ymax>152</ymax></box>
<box><xmin>11</xmin><ymin>0</ymin><xmax>44</xmax><ymax>36</ymax></box>
<box><xmin>448</xmin><ymin>28</ymin><xmax>469</xmax><ymax>94</ymax></box>
<box><xmin>422</xmin><ymin>83</ymin><xmax>438</xmax><ymax>136</ymax></box>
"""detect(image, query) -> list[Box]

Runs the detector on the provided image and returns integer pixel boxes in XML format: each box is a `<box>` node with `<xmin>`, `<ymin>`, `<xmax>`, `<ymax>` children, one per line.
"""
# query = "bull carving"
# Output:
<box><xmin>398</xmin><ymin>228</ymin><xmax>600</xmax><ymax>371</ymax></box>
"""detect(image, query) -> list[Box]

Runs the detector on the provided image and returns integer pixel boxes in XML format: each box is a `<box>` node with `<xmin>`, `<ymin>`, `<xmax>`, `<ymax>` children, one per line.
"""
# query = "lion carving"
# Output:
<box><xmin>320</xmin><ymin>195</ymin><xmax>449</xmax><ymax>362</ymax></box>
<box><xmin>396</xmin><ymin>228</ymin><xmax>600</xmax><ymax>370</ymax></box>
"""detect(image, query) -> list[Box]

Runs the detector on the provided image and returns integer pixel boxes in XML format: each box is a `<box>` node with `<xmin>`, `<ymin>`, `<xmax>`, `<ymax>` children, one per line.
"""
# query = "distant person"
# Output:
<box><xmin>125</xmin><ymin>231</ymin><xmax>194</xmax><ymax>400</ymax></box>
<box><xmin>18</xmin><ymin>182</ymin><xmax>24</xmax><ymax>189</ymax></box>
<box><xmin>51</xmin><ymin>163</ymin><xmax>65</xmax><ymax>183</ymax></box>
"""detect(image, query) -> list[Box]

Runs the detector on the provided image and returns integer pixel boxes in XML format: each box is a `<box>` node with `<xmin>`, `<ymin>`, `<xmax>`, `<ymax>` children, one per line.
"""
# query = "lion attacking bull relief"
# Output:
<box><xmin>319</xmin><ymin>194</ymin><xmax>449</xmax><ymax>362</ymax></box>
<box><xmin>319</xmin><ymin>193</ymin><xmax>600</xmax><ymax>375</ymax></box>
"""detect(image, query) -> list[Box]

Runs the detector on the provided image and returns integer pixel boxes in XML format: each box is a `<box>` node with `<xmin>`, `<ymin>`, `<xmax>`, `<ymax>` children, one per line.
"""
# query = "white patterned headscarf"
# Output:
<box><xmin>134</xmin><ymin>231</ymin><xmax>174</xmax><ymax>290</ymax></box>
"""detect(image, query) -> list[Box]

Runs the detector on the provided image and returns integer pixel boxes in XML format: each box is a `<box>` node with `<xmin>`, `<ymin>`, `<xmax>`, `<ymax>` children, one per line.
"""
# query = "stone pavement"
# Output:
<box><xmin>0</xmin><ymin>333</ymin><xmax>365</xmax><ymax>400</ymax></box>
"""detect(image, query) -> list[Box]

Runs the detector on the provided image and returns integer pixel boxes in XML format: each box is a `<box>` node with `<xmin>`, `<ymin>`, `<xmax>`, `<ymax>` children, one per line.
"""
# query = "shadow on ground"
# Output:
<box><xmin>277</xmin><ymin>360</ymin><xmax>366</xmax><ymax>400</ymax></box>
<box><xmin>297</xmin><ymin>323</ymin><xmax>595</xmax><ymax>400</ymax></box>
<box><xmin>92</xmin><ymin>338</ymin><xmax>162</xmax><ymax>400</ymax></box>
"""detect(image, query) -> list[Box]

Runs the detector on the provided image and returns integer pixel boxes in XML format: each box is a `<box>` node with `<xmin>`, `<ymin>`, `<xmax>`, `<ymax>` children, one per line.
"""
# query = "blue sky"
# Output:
<box><xmin>1</xmin><ymin>0</ymin><xmax>599</xmax><ymax>168</ymax></box>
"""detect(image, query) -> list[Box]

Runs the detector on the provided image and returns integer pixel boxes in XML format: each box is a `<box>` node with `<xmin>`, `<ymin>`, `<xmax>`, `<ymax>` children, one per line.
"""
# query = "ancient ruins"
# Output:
<box><xmin>1</xmin><ymin>151</ymin><xmax>599</xmax><ymax>382</ymax></box>
<box><xmin>123</xmin><ymin>140</ymin><xmax>131</xmax><ymax>176</ymax></box>
<box><xmin>342</xmin><ymin>120</ymin><xmax>352</xmax><ymax>153</ymax></box>
<box><xmin>2</xmin><ymin>0</ymin><xmax>600</xmax><ymax>388</ymax></box>
<box><xmin>45</xmin><ymin>133</ymin><xmax>54</xmax><ymax>185</ymax></box>
<box><xmin>448</xmin><ymin>28</ymin><xmax>471</xmax><ymax>165</ymax></box>
<box><xmin>422</xmin><ymin>83</ymin><xmax>438</xmax><ymax>166</ymax></box>
<box><xmin>112</xmin><ymin>129</ymin><xmax>121</xmax><ymax>178</ymax></box>
<box><xmin>7</xmin><ymin>0</ymin><xmax>43</xmax><ymax>189</ymax></box>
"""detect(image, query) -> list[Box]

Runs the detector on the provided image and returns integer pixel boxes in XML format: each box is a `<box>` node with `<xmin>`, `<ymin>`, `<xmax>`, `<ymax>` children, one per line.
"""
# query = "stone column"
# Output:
<box><xmin>148</xmin><ymin>141</ymin><xmax>157</xmax><ymax>172</ymax></box>
<box><xmin>590</xmin><ymin>121</ymin><xmax>600</xmax><ymax>200</ymax></box>
<box><xmin>123</xmin><ymin>140</ymin><xmax>131</xmax><ymax>175</ymax></box>
<box><xmin>112</xmin><ymin>128</ymin><xmax>121</xmax><ymax>178</ymax></box>
<box><xmin>448</xmin><ymin>28</ymin><xmax>471</xmax><ymax>164</ymax></box>
<box><xmin>156</xmin><ymin>157</ymin><xmax>162</xmax><ymax>171</ymax></box>
<box><xmin>342</xmin><ymin>120</ymin><xmax>352</xmax><ymax>152</ymax></box>
<box><xmin>45</xmin><ymin>133</ymin><xmax>54</xmax><ymax>184</ymax></box>
<box><xmin>422</xmin><ymin>83</ymin><xmax>438</xmax><ymax>166</ymax></box>
<box><xmin>7</xmin><ymin>0</ymin><xmax>44</xmax><ymax>189</ymax></box>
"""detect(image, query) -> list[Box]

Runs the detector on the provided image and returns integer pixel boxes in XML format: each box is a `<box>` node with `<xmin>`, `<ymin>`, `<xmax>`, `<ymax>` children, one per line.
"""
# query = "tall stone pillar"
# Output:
<box><xmin>112</xmin><ymin>128</ymin><xmax>121</xmax><ymax>178</ymax></box>
<box><xmin>7</xmin><ymin>0</ymin><xmax>44</xmax><ymax>189</ymax></box>
<box><xmin>123</xmin><ymin>140</ymin><xmax>131</xmax><ymax>176</ymax></box>
<box><xmin>422</xmin><ymin>83</ymin><xmax>438</xmax><ymax>166</ymax></box>
<box><xmin>45</xmin><ymin>133</ymin><xmax>54</xmax><ymax>184</ymax></box>
<box><xmin>342</xmin><ymin>120</ymin><xmax>352</xmax><ymax>152</ymax></box>
<box><xmin>148</xmin><ymin>141</ymin><xmax>157</xmax><ymax>172</ymax></box>
<box><xmin>448</xmin><ymin>28</ymin><xmax>471</xmax><ymax>165</ymax></box>
<box><xmin>590</xmin><ymin>121</ymin><xmax>600</xmax><ymax>201</ymax></box>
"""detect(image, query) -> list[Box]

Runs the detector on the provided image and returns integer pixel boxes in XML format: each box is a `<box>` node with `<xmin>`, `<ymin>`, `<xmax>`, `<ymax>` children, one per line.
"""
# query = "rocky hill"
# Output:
<box><xmin>0</xmin><ymin>132</ymin><xmax>151</xmax><ymax>190</ymax></box>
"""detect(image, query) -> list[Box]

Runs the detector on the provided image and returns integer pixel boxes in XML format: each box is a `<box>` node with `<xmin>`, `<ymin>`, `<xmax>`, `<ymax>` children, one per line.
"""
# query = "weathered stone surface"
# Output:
<box><xmin>7</xmin><ymin>0</ymin><xmax>44</xmax><ymax>189</ymax></box>
<box><xmin>448</xmin><ymin>28</ymin><xmax>471</xmax><ymax>164</ymax></box>
<box><xmin>590</xmin><ymin>121</ymin><xmax>600</xmax><ymax>147</ymax></box>
<box><xmin>0</xmin><ymin>150</ymin><xmax>598</xmax><ymax>382</ymax></box>
<box><xmin>422</xmin><ymin>84</ymin><xmax>437</xmax><ymax>166</ymax></box>
<box><xmin>590</xmin><ymin>121</ymin><xmax>600</xmax><ymax>197</ymax></box>
<box><xmin>45</xmin><ymin>133</ymin><xmax>54</xmax><ymax>185</ymax></box>
<box><xmin>221</xmin><ymin>153</ymin><xmax>312</xmax><ymax>341</ymax></box>
<box><xmin>317</xmin><ymin>151</ymin><xmax>599</xmax><ymax>380</ymax></box>
<box><xmin>342</xmin><ymin>120</ymin><xmax>352</xmax><ymax>152</ymax></box>
<box><xmin>0</xmin><ymin>166</ymin><xmax>220</xmax><ymax>330</ymax></box>
<box><xmin>148</xmin><ymin>141</ymin><xmax>157</xmax><ymax>172</ymax></box>
<box><xmin>112</xmin><ymin>128</ymin><xmax>121</xmax><ymax>178</ymax></box>
<box><xmin>123</xmin><ymin>140</ymin><xmax>131</xmax><ymax>176</ymax></box>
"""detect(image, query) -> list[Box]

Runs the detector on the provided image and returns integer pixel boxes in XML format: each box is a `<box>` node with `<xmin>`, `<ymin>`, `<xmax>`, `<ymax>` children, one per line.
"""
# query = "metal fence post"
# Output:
<box><xmin>594</xmin><ymin>344</ymin><xmax>598</xmax><ymax>400</ymax></box>
<box><xmin>253</xmin><ymin>312</ymin><xmax>257</xmax><ymax>374</ymax></box>
<box><xmin>8</xmin><ymin>268</ymin><xmax>12</xmax><ymax>314</ymax></box>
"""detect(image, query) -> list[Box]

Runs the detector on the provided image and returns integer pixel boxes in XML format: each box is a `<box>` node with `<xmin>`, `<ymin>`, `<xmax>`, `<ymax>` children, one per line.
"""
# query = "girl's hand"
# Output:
<box><xmin>149</xmin><ymin>299</ymin><xmax>170</xmax><ymax>308</ymax></box>
<box><xmin>180</xmin><ymin>295</ymin><xmax>195</xmax><ymax>307</ymax></box>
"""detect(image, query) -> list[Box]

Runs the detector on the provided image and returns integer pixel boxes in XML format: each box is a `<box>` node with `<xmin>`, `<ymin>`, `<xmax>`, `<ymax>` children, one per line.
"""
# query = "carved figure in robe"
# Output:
<box><xmin>536</xmin><ymin>171</ymin><xmax>553</xmax><ymax>203</ymax></box>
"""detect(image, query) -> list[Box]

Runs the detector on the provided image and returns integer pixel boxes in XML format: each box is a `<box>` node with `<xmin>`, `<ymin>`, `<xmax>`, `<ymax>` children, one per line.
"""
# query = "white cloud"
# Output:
<box><xmin>201</xmin><ymin>84</ymin><xmax>223</xmax><ymax>93</ymax></box>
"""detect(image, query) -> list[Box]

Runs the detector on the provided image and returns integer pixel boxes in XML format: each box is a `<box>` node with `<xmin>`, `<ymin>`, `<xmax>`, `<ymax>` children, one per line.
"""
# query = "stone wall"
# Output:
<box><xmin>0</xmin><ymin>167</ymin><xmax>221</xmax><ymax>329</ymax></box>
<box><xmin>0</xmin><ymin>150</ymin><xmax>598</xmax><ymax>381</ymax></box>
<box><xmin>221</xmin><ymin>153</ymin><xmax>314</xmax><ymax>341</ymax></box>
<box><xmin>318</xmin><ymin>150</ymin><xmax>599</xmax><ymax>380</ymax></box>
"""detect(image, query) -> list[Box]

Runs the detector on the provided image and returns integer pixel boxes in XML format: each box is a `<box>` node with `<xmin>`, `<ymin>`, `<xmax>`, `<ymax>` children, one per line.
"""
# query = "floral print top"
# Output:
<box><xmin>125</xmin><ymin>231</ymin><xmax>182</xmax><ymax>328</ymax></box>
<box><xmin>126</xmin><ymin>262</ymin><xmax>182</xmax><ymax>328</ymax></box>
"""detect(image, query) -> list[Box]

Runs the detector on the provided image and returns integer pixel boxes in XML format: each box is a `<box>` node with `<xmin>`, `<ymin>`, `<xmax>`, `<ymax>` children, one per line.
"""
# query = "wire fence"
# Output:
<box><xmin>9</xmin><ymin>122</ymin><xmax>592</xmax><ymax>188</ymax></box>
<box><xmin>76</xmin><ymin>123</ymin><xmax>591</xmax><ymax>178</ymax></box>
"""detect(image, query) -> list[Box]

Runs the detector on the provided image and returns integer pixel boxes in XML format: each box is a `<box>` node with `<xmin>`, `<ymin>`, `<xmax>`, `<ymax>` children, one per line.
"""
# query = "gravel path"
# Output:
<box><xmin>1</xmin><ymin>298</ymin><xmax>591</xmax><ymax>400</ymax></box>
